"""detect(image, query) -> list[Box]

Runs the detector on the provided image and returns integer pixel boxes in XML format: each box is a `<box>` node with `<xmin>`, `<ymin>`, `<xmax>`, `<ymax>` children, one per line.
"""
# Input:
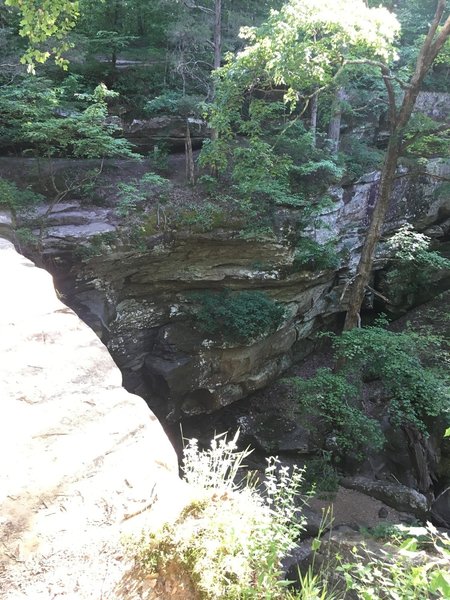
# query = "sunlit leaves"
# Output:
<box><xmin>5</xmin><ymin>0</ymin><xmax>79</xmax><ymax>70</ymax></box>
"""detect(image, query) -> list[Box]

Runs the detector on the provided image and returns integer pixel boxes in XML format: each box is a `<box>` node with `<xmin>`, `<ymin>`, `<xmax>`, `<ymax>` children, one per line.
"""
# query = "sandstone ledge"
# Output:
<box><xmin>0</xmin><ymin>238</ymin><xmax>185</xmax><ymax>599</ymax></box>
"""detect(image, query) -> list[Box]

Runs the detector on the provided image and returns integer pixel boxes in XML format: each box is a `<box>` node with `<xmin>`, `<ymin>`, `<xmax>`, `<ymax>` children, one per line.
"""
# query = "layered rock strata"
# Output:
<box><xmin>12</xmin><ymin>159</ymin><xmax>450</xmax><ymax>419</ymax></box>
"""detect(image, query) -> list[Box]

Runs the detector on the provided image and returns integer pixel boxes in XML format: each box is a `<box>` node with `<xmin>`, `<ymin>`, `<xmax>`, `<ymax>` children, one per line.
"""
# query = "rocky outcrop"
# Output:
<box><xmin>11</xmin><ymin>159</ymin><xmax>450</xmax><ymax>420</ymax></box>
<box><xmin>415</xmin><ymin>91</ymin><xmax>450</xmax><ymax>123</ymax></box>
<box><xmin>0</xmin><ymin>236</ymin><xmax>186</xmax><ymax>599</ymax></box>
<box><xmin>123</xmin><ymin>116</ymin><xmax>208</xmax><ymax>152</ymax></box>
<box><xmin>340</xmin><ymin>477</ymin><xmax>428</xmax><ymax>517</ymax></box>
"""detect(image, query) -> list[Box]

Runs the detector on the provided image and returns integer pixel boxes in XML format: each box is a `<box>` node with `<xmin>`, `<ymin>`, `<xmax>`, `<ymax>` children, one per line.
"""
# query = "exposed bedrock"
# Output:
<box><xmin>15</xmin><ymin>159</ymin><xmax>450</xmax><ymax>420</ymax></box>
<box><xmin>0</xmin><ymin>236</ymin><xmax>186</xmax><ymax>599</ymax></box>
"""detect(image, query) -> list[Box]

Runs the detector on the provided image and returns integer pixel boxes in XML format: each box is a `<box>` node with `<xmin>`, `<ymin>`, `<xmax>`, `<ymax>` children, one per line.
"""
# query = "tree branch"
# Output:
<box><xmin>182</xmin><ymin>0</ymin><xmax>213</xmax><ymax>14</ymax></box>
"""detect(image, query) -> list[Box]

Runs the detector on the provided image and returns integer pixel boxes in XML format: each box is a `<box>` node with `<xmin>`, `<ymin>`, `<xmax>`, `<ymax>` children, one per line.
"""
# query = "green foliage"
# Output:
<box><xmin>304</xmin><ymin>452</ymin><xmax>339</xmax><ymax>496</ymax></box>
<box><xmin>145</xmin><ymin>92</ymin><xmax>203</xmax><ymax>117</ymax></box>
<box><xmin>149</xmin><ymin>144</ymin><xmax>170</xmax><ymax>174</ymax></box>
<box><xmin>15</xmin><ymin>226</ymin><xmax>38</xmax><ymax>248</ymax></box>
<box><xmin>333</xmin><ymin>321</ymin><xmax>450</xmax><ymax>433</ymax></box>
<box><xmin>384</xmin><ymin>224</ymin><xmax>450</xmax><ymax>300</ymax></box>
<box><xmin>74</xmin><ymin>231</ymin><xmax>118</xmax><ymax>259</ymax></box>
<box><xmin>0</xmin><ymin>178</ymin><xmax>44</xmax><ymax>211</ymax></box>
<box><xmin>192</xmin><ymin>290</ymin><xmax>285</xmax><ymax>343</ymax></box>
<box><xmin>294</xmin><ymin>238</ymin><xmax>340</xmax><ymax>272</ymax></box>
<box><xmin>287</xmin><ymin>368</ymin><xmax>384</xmax><ymax>459</ymax></box>
<box><xmin>5</xmin><ymin>0</ymin><xmax>79</xmax><ymax>70</ymax></box>
<box><xmin>116</xmin><ymin>172</ymin><xmax>169</xmax><ymax>217</ymax></box>
<box><xmin>340</xmin><ymin>137</ymin><xmax>384</xmax><ymax>181</ymax></box>
<box><xmin>0</xmin><ymin>78</ymin><xmax>136</xmax><ymax>159</ymax></box>
<box><xmin>130</xmin><ymin>432</ymin><xmax>306</xmax><ymax>600</ymax></box>
<box><xmin>337</xmin><ymin>523</ymin><xmax>450</xmax><ymax>599</ymax></box>
<box><xmin>403</xmin><ymin>114</ymin><xmax>450</xmax><ymax>158</ymax></box>
<box><xmin>176</xmin><ymin>201</ymin><xmax>227</xmax><ymax>232</ymax></box>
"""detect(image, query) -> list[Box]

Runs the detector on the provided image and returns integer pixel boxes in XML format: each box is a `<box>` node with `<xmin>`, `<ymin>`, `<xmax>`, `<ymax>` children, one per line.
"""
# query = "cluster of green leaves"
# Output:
<box><xmin>293</xmin><ymin>238</ymin><xmax>340</xmax><ymax>272</ymax></box>
<box><xmin>145</xmin><ymin>92</ymin><xmax>203</xmax><ymax>118</ymax></box>
<box><xmin>5</xmin><ymin>0</ymin><xmax>79</xmax><ymax>70</ymax></box>
<box><xmin>73</xmin><ymin>231</ymin><xmax>118</xmax><ymax>259</ymax></box>
<box><xmin>176</xmin><ymin>201</ymin><xmax>228</xmax><ymax>232</ymax></box>
<box><xmin>337</xmin><ymin>523</ymin><xmax>450</xmax><ymax>599</ymax></box>
<box><xmin>0</xmin><ymin>78</ymin><xmax>136</xmax><ymax>159</ymax></box>
<box><xmin>286</xmin><ymin>368</ymin><xmax>384</xmax><ymax>459</ymax></box>
<box><xmin>285</xmin><ymin>319</ymin><xmax>449</xmax><ymax>460</ymax></box>
<box><xmin>192</xmin><ymin>289</ymin><xmax>285</xmax><ymax>343</ymax></box>
<box><xmin>333</xmin><ymin>320</ymin><xmax>450</xmax><ymax>434</ymax></box>
<box><xmin>0</xmin><ymin>178</ymin><xmax>44</xmax><ymax>211</ymax></box>
<box><xmin>116</xmin><ymin>172</ymin><xmax>170</xmax><ymax>218</ymax></box>
<box><xmin>383</xmin><ymin>224</ymin><xmax>450</xmax><ymax>303</ymax></box>
<box><xmin>403</xmin><ymin>114</ymin><xmax>450</xmax><ymax>159</ymax></box>
<box><xmin>339</xmin><ymin>136</ymin><xmax>385</xmax><ymax>182</ymax></box>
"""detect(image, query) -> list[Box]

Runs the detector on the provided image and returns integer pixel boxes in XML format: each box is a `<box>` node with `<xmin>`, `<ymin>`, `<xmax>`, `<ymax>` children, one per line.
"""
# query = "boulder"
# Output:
<box><xmin>123</xmin><ymin>116</ymin><xmax>208</xmax><ymax>152</ymax></box>
<box><xmin>340</xmin><ymin>476</ymin><xmax>428</xmax><ymax>517</ymax></box>
<box><xmin>431</xmin><ymin>487</ymin><xmax>450</xmax><ymax>528</ymax></box>
<box><xmin>0</xmin><ymin>237</ymin><xmax>186</xmax><ymax>599</ymax></box>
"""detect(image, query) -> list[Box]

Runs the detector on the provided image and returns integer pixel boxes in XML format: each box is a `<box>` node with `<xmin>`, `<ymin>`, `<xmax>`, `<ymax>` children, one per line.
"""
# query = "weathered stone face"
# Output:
<box><xmin>123</xmin><ymin>116</ymin><xmax>208</xmax><ymax>152</ymax></box>
<box><xmin>0</xmin><ymin>237</ymin><xmax>186</xmax><ymax>599</ymax></box>
<box><xmin>12</xmin><ymin>159</ymin><xmax>450</xmax><ymax>419</ymax></box>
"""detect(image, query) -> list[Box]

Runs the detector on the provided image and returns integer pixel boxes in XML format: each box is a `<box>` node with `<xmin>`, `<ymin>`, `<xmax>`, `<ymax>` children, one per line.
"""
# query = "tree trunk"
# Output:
<box><xmin>210</xmin><ymin>0</ymin><xmax>222</xmax><ymax>141</ymax></box>
<box><xmin>213</xmin><ymin>0</ymin><xmax>222</xmax><ymax>72</ymax></box>
<box><xmin>185</xmin><ymin>122</ymin><xmax>195</xmax><ymax>185</ymax></box>
<box><xmin>328</xmin><ymin>87</ymin><xmax>345</xmax><ymax>155</ymax></box>
<box><xmin>343</xmin><ymin>2</ymin><xmax>450</xmax><ymax>330</ymax></box>
<box><xmin>343</xmin><ymin>134</ymin><xmax>400</xmax><ymax>329</ymax></box>
<box><xmin>310</xmin><ymin>92</ymin><xmax>318</xmax><ymax>147</ymax></box>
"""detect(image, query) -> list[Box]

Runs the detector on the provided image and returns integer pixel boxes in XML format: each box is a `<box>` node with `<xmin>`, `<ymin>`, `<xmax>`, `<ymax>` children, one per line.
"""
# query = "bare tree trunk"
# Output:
<box><xmin>213</xmin><ymin>0</ymin><xmax>222</xmax><ymax>72</ymax></box>
<box><xmin>211</xmin><ymin>0</ymin><xmax>222</xmax><ymax>142</ymax></box>
<box><xmin>343</xmin><ymin>2</ymin><xmax>450</xmax><ymax>330</ymax></box>
<box><xmin>185</xmin><ymin>122</ymin><xmax>195</xmax><ymax>185</ymax></box>
<box><xmin>310</xmin><ymin>92</ymin><xmax>318</xmax><ymax>147</ymax></box>
<box><xmin>328</xmin><ymin>87</ymin><xmax>345</xmax><ymax>155</ymax></box>
<box><xmin>343</xmin><ymin>135</ymin><xmax>400</xmax><ymax>329</ymax></box>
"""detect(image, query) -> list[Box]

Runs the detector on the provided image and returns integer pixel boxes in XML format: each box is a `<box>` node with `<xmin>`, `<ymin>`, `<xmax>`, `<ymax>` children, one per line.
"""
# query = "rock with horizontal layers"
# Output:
<box><xmin>123</xmin><ymin>116</ymin><xmax>208</xmax><ymax>152</ymax></box>
<box><xmin>340</xmin><ymin>476</ymin><xmax>428</xmax><ymax>517</ymax></box>
<box><xmin>9</xmin><ymin>159</ymin><xmax>450</xmax><ymax>418</ymax></box>
<box><xmin>0</xmin><ymin>237</ymin><xmax>187</xmax><ymax>599</ymax></box>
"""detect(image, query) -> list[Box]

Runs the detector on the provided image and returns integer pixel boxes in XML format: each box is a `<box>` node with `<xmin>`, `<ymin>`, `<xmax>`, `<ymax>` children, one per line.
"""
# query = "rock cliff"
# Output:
<box><xmin>0</xmin><ymin>235</ymin><xmax>186</xmax><ymax>599</ymax></box>
<box><xmin>9</xmin><ymin>158</ymin><xmax>450</xmax><ymax>421</ymax></box>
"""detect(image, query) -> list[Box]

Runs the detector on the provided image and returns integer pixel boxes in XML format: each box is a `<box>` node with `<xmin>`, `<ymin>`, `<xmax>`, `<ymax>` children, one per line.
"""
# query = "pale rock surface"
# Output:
<box><xmin>0</xmin><ymin>237</ymin><xmax>188</xmax><ymax>599</ymax></box>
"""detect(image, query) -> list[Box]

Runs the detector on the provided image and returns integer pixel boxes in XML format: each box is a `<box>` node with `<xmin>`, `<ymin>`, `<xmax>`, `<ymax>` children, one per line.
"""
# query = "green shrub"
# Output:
<box><xmin>192</xmin><ymin>290</ymin><xmax>285</xmax><ymax>343</ymax></box>
<box><xmin>130</xmin><ymin>433</ymin><xmax>306</xmax><ymax>600</ymax></box>
<box><xmin>337</xmin><ymin>523</ymin><xmax>450</xmax><ymax>599</ymax></box>
<box><xmin>286</xmin><ymin>368</ymin><xmax>384</xmax><ymax>459</ymax></box>
<box><xmin>340</xmin><ymin>137</ymin><xmax>384</xmax><ymax>181</ymax></box>
<box><xmin>293</xmin><ymin>238</ymin><xmax>340</xmax><ymax>272</ymax></box>
<box><xmin>176</xmin><ymin>201</ymin><xmax>227</xmax><ymax>232</ymax></box>
<box><xmin>116</xmin><ymin>172</ymin><xmax>170</xmax><ymax>217</ymax></box>
<box><xmin>15</xmin><ymin>227</ymin><xmax>38</xmax><ymax>249</ymax></box>
<box><xmin>145</xmin><ymin>92</ymin><xmax>203</xmax><ymax>117</ymax></box>
<box><xmin>384</xmin><ymin>224</ymin><xmax>450</xmax><ymax>300</ymax></box>
<box><xmin>0</xmin><ymin>178</ymin><xmax>44</xmax><ymax>211</ymax></box>
<box><xmin>333</xmin><ymin>322</ymin><xmax>450</xmax><ymax>434</ymax></box>
<box><xmin>74</xmin><ymin>231</ymin><xmax>118</xmax><ymax>259</ymax></box>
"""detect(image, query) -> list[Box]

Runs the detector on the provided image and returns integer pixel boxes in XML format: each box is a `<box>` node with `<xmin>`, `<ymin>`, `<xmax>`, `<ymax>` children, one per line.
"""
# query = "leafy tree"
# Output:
<box><xmin>4</xmin><ymin>0</ymin><xmax>79</xmax><ymax>70</ymax></box>
<box><xmin>344</xmin><ymin>1</ymin><xmax>450</xmax><ymax>329</ymax></box>
<box><xmin>201</xmin><ymin>0</ymin><xmax>450</xmax><ymax>329</ymax></box>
